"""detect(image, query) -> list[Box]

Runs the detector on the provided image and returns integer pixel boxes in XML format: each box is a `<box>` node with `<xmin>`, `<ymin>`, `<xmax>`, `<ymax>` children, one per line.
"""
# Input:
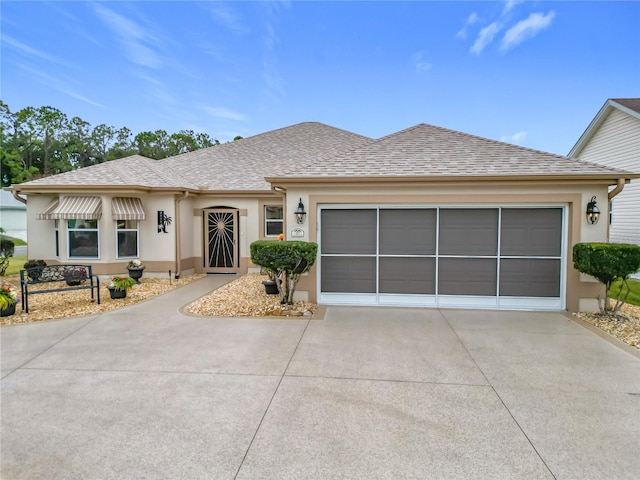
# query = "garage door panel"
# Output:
<box><xmin>319</xmin><ymin>205</ymin><xmax>564</xmax><ymax>310</ymax></box>
<box><xmin>500</xmin><ymin>259</ymin><xmax>561</xmax><ymax>297</ymax></box>
<box><xmin>438</xmin><ymin>258</ymin><xmax>497</xmax><ymax>296</ymax></box>
<box><xmin>379</xmin><ymin>209</ymin><xmax>436</xmax><ymax>255</ymax></box>
<box><xmin>439</xmin><ymin>209</ymin><xmax>498</xmax><ymax>256</ymax></box>
<box><xmin>379</xmin><ymin>257</ymin><xmax>436</xmax><ymax>294</ymax></box>
<box><xmin>321</xmin><ymin>257</ymin><xmax>376</xmax><ymax>293</ymax></box>
<box><xmin>501</xmin><ymin>209</ymin><xmax>562</xmax><ymax>256</ymax></box>
<box><xmin>321</xmin><ymin>209</ymin><xmax>376</xmax><ymax>254</ymax></box>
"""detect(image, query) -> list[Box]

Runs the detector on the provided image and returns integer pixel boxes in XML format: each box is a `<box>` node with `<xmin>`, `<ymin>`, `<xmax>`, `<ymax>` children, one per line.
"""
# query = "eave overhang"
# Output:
<box><xmin>265</xmin><ymin>173</ymin><xmax>639</xmax><ymax>187</ymax></box>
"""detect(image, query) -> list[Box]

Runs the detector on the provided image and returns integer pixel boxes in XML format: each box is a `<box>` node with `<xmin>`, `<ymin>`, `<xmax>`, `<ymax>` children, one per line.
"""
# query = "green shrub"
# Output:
<box><xmin>0</xmin><ymin>236</ymin><xmax>15</xmax><ymax>276</ymax></box>
<box><xmin>573</xmin><ymin>242</ymin><xmax>640</xmax><ymax>313</ymax></box>
<box><xmin>251</xmin><ymin>240</ymin><xmax>318</xmax><ymax>304</ymax></box>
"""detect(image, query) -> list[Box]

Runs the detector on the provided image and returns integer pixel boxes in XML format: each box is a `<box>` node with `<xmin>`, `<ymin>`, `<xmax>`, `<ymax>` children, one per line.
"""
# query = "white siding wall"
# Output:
<box><xmin>577</xmin><ymin>108</ymin><xmax>640</xmax><ymax>245</ymax></box>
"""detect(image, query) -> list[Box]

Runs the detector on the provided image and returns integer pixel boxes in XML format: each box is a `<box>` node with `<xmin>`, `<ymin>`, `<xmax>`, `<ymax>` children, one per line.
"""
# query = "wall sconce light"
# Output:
<box><xmin>157</xmin><ymin>210</ymin><xmax>172</xmax><ymax>233</ymax></box>
<box><xmin>586</xmin><ymin>196</ymin><xmax>600</xmax><ymax>225</ymax></box>
<box><xmin>294</xmin><ymin>198</ymin><xmax>307</xmax><ymax>224</ymax></box>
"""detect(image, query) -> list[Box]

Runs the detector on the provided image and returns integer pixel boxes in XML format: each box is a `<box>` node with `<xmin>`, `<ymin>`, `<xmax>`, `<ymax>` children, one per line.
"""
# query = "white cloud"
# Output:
<box><xmin>500</xmin><ymin>131</ymin><xmax>528</xmax><ymax>145</ymax></box>
<box><xmin>13</xmin><ymin>62</ymin><xmax>104</xmax><ymax>108</ymax></box>
<box><xmin>412</xmin><ymin>52</ymin><xmax>432</xmax><ymax>73</ymax></box>
<box><xmin>2</xmin><ymin>34</ymin><xmax>68</xmax><ymax>66</ymax></box>
<box><xmin>455</xmin><ymin>12</ymin><xmax>479</xmax><ymax>40</ymax></box>
<box><xmin>502</xmin><ymin>0</ymin><xmax>523</xmax><ymax>16</ymax></box>
<box><xmin>206</xmin><ymin>3</ymin><xmax>248</xmax><ymax>34</ymax></box>
<box><xmin>471</xmin><ymin>22</ymin><xmax>501</xmax><ymax>54</ymax></box>
<box><xmin>201</xmin><ymin>106</ymin><xmax>246</xmax><ymax>122</ymax></box>
<box><xmin>500</xmin><ymin>11</ymin><xmax>556</xmax><ymax>52</ymax></box>
<box><xmin>93</xmin><ymin>3</ymin><xmax>162</xmax><ymax>68</ymax></box>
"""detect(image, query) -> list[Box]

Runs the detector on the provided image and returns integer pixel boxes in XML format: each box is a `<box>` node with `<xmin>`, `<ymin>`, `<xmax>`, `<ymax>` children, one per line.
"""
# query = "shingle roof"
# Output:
<box><xmin>22</xmin><ymin>155</ymin><xmax>190</xmax><ymax>188</ymax></box>
<box><xmin>611</xmin><ymin>98</ymin><xmax>640</xmax><ymax>114</ymax></box>
<box><xmin>159</xmin><ymin>122</ymin><xmax>372</xmax><ymax>191</ymax></box>
<box><xmin>277</xmin><ymin>123</ymin><xmax>629</xmax><ymax>179</ymax></box>
<box><xmin>17</xmin><ymin>121</ymin><xmax>633</xmax><ymax>192</ymax></box>
<box><xmin>19</xmin><ymin>123</ymin><xmax>372</xmax><ymax>191</ymax></box>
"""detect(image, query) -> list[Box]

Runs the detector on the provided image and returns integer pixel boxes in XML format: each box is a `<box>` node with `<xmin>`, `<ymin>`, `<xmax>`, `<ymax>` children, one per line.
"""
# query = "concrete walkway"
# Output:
<box><xmin>2</xmin><ymin>275</ymin><xmax>639</xmax><ymax>479</ymax></box>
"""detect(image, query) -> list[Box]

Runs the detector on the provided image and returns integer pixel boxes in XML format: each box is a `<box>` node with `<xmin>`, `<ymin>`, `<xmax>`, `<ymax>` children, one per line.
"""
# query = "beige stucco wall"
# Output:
<box><xmin>25</xmin><ymin>193</ymin><xmax>177</xmax><ymax>275</ymax></box>
<box><xmin>283</xmin><ymin>182</ymin><xmax>609</xmax><ymax>312</ymax></box>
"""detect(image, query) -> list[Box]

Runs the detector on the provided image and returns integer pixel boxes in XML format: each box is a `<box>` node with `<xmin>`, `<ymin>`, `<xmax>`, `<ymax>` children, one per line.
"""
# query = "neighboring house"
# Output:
<box><xmin>0</xmin><ymin>189</ymin><xmax>27</xmax><ymax>242</ymax></box>
<box><xmin>569</xmin><ymin>98</ymin><xmax>640</xmax><ymax>245</ymax></box>
<box><xmin>10</xmin><ymin>121</ymin><xmax>639</xmax><ymax>312</ymax></box>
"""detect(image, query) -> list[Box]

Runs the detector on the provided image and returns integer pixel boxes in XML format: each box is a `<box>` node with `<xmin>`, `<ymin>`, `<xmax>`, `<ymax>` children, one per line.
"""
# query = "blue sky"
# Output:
<box><xmin>1</xmin><ymin>1</ymin><xmax>638</xmax><ymax>155</ymax></box>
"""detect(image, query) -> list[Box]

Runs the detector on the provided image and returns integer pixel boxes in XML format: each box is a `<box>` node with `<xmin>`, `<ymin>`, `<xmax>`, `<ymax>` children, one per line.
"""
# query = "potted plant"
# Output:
<box><xmin>0</xmin><ymin>282</ymin><xmax>18</xmax><ymax>317</ymax></box>
<box><xmin>23</xmin><ymin>259</ymin><xmax>47</xmax><ymax>282</ymax></box>
<box><xmin>107</xmin><ymin>275</ymin><xmax>136</xmax><ymax>299</ymax></box>
<box><xmin>258</xmin><ymin>267</ymin><xmax>279</xmax><ymax>295</ymax></box>
<box><xmin>62</xmin><ymin>266</ymin><xmax>88</xmax><ymax>286</ymax></box>
<box><xmin>126</xmin><ymin>259</ymin><xmax>145</xmax><ymax>284</ymax></box>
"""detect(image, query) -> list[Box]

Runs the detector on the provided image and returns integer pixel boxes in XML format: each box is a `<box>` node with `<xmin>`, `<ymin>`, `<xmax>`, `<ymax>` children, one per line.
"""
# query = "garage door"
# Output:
<box><xmin>318</xmin><ymin>206</ymin><xmax>565</xmax><ymax>310</ymax></box>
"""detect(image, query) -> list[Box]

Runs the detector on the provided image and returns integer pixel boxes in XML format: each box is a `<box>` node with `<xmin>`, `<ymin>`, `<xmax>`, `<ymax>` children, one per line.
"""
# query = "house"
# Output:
<box><xmin>9</xmin><ymin>121</ymin><xmax>639</xmax><ymax>312</ymax></box>
<box><xmin>569</xmin><ymin>98</ymin><xmax>640</xmax><ymax>248</ymax></box>
<box><xmin>0</xmin><ymin>189</ymin><xmax>27</xmax><ymax>242</ymax></box>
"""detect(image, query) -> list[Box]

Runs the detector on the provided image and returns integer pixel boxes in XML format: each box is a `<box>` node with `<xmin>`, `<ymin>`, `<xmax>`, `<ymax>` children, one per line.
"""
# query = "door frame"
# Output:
<box><xmin>203</xmin><ymin>208</ymin><xmax>239</xmax><ymax>273</ymax></box>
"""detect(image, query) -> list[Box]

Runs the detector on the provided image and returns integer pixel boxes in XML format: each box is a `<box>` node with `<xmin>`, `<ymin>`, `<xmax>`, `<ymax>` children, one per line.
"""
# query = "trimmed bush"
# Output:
<box><xmin>573</xmin><ymin>242</ymin><xmax>640</xmax><ymax>313</ymax></box>
<box><xmin>251</xmin><ymin>240</ymin><xmax>318</xmax><ymax>304</ymax></box>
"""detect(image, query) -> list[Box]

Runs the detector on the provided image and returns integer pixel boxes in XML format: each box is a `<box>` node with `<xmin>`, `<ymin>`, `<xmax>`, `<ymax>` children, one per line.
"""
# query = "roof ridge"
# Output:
<box><xmin>398</xmin><ymin>123</ymin><xmax>580</xmax><ymax>161</ymax></box>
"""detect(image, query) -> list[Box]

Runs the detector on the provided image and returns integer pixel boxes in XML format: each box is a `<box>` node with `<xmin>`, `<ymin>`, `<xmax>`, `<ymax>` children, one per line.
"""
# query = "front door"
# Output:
<box><xmin>204</xmin><ymin>208</ymin><xmax>238</xmax><ymax>273</ymax></box>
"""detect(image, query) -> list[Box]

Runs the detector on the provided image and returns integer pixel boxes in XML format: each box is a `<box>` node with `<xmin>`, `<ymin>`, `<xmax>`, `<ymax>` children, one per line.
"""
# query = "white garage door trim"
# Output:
<box><xmin>317</xmin><ymin>203</ymin><xmax>567</xmax><ymax>311</ymax></box>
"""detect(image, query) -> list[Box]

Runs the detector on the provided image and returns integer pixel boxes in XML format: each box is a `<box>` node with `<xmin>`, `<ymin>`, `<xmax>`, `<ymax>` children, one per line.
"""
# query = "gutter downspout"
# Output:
<box><xmin>11</xmin><ymin>189</ymin><xmax>27</xmax><ymax>205</ymax></box>
<box><xmin>608</xmin><ymin>178</ymin><xmax>625</xmax><ymax>201</ymax></box>
<box><xmin>174</xmin><ymin>191</ymin><xmax>189</xmax><ymax>279</ymax></box>
<box><xmin>272</xmin><ymin>185</ymin><xmax>287</xmax><ymax>235</ymax></box>
<box><xmin>607</xmin><ymin>178</ymin><xmax>626</xmax><ymax>242</ymax></box>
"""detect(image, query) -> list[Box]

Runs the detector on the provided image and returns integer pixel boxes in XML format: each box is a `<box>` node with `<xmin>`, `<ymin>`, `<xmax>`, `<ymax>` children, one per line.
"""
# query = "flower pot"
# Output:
<box><xmin>262</xmin><ymin>281</ymin><xmax>279</xmax><ymax>295</ymax></box>
<box><xmin>108</xmin><ymin>287</ymin><xmax>127</xmax><ymax>299</ymax></box>
<box><xmin>127</xmin><ymin>267</ymin><xmax>144</xmax><ymax>284</ymax></box>
<box><xmin>1</xmin><ymin>303</ymin><xmax>16</xmax><ymax>317</ymax></box>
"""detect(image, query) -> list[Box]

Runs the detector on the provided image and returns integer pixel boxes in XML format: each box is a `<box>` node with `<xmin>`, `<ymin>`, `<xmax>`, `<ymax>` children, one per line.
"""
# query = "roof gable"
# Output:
<box><xmin>156</xmin><ymin>122</ymin><xmax>373</xmax><ymax>191</ymax></box>
<box><xmin>569</xmin><ymin>98</ymin><xmax>640</xmax><ymax>157</ymax></box>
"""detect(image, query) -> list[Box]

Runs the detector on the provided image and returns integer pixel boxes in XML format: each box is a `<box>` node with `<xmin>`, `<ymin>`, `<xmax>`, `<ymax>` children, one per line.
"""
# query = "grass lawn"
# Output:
<box><xmin>3</xmin><ymin>255</ymin><xmax>27</xmax><ymax>276</ymax></box>
<box><xmin>1</xmin><ymin>235</ymin><xmax>27</xmax><ymax>246</ymax></box>
<box><xmin>611</xmin><ymin>278</ymin><xmax>640</xmax><ymax>306</ymax></box>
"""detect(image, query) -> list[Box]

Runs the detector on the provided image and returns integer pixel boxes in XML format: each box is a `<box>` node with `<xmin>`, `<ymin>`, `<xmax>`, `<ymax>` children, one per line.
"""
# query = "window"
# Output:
<box><xmin>116</xmin><ymin>220</ymin><xmax>138</xmax><ymax>258</ymax></box>
<box><xmin>265</xmin><ymin>205</ymin><xmax>283</xmax><ymax>236</ymax></box>
<box><xmin>68</xmin><ymin>219</ymin><xmax>99</xmax><ymax>258</ymax></box>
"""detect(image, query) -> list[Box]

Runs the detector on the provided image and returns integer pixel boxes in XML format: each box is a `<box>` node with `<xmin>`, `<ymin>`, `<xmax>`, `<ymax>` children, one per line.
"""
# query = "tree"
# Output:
<box><xmin>573</xmin><ymin>243</ymin><xmax>640</xmax><ymax>314</ymax></box>
<box><xmin>250</xmin><ymin>240</ymin><xmax>318</xmax><ymax>304</ymax></box>
<box><xmin>0</xmin><ymin>101</ymin><xmax>229</xmax><ymax>183</ymax></box>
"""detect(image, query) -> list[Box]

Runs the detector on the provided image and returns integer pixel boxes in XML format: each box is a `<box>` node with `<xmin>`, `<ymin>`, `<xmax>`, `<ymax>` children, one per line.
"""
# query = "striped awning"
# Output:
<box><xmin>48</xmin><ymin>196</ymin><xmax>102</xmax><ymax>220</ymax></box>
<box><xmin>36</xmin><ymin>198</ymin><xmax>60</xmax><ymax>220</ymax></box>
<box><xmin>112</xmin><ymin>197</ymin><xmax>146</xmax><ymax>220</ymax></box>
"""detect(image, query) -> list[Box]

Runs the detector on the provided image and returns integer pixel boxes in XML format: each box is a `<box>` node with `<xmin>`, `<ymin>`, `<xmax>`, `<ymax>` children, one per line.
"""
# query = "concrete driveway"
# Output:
<box><xmin>2</xmin><ymin>276</ymin><xmax>639</xmax><ymax>479</ymax></box>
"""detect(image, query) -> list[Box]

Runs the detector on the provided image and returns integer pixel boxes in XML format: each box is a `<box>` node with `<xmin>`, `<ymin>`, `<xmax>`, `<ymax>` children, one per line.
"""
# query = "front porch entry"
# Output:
<box><xmin>203</xmin><ymin>208</ymin><xmax>239</xmax><ymax>273</ymax></box>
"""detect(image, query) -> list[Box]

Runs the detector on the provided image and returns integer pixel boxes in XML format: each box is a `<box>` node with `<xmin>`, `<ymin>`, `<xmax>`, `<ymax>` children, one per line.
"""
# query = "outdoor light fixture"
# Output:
<box><xmin>294</xmin><ymin>198</ymin><xmax>307</xmax><ymax>224</ymax></box>
<box><xmin>586</xmin><ymin>196</ymin><xmax>600</xmax><ymax>225</ymax></box>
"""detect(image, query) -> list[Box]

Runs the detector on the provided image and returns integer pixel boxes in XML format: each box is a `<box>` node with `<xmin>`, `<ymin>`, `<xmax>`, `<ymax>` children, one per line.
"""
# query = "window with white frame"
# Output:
<box><xmin>68</xmin><ymin>219</ymin><xmax>99</xmax><ymax>258</ymax></box>
<box><xmin>116</xmin><ymin>220</ymin><xmax>139</xmax><ymax>258</ymax></box>
<box><xmin>265</xmin><ymin>205</ymin><xmax>284</xmax><ymax>236</ymax></box>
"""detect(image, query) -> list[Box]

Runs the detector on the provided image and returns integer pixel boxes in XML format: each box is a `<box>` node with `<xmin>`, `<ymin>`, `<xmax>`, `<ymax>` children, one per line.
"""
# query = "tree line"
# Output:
<box><xmin>0</xmin><ymin>101</ymin><xmax>234</xmax><ymax>186</ymax></box>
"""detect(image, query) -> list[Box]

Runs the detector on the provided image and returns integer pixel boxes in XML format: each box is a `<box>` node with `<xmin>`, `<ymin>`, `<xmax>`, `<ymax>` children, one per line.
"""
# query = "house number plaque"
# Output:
<box><xmin>290</xmin><ymin>228</ymin><xmax>304</xmax><ymax>238</ymax></box>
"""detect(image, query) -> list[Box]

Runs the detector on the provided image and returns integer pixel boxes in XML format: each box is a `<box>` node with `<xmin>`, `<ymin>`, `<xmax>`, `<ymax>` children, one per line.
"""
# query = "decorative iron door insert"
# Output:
<box><xmin>204</xmin><ymin>208</ymin><xmax>238</xmax><ymax>272</ymax></box>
